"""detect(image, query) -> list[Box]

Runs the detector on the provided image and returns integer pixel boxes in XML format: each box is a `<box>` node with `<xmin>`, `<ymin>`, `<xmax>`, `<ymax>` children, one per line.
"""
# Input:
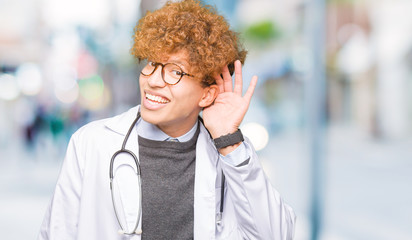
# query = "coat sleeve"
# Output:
<box><xmin>219</xmin><ymin>138</ymin><xmax>296</xmax><ymax>240</ymax></box>
<box><xmin>38</xmin><ymin>133</ymin><xmax>83</xmax><ymax>240</ymax></box>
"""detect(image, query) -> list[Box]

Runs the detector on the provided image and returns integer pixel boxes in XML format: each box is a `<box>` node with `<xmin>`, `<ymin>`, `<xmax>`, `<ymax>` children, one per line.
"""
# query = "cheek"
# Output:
<box><xmin>172</xmin><ymin>87</ymin><xmax>204</xmax><ymax>105</ymax></box>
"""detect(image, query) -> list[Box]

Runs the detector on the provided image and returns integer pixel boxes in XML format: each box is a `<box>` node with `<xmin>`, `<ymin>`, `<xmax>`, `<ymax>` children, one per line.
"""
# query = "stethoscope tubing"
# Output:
<box><xmin>109</xmin><ymin>112</ymin><xmax>142</xmax><ymax>235</ymax></box>
<box><xmin>110</xmin><ymin>173</ymin><xmax>142</xmax><ymax>235</ymax></box>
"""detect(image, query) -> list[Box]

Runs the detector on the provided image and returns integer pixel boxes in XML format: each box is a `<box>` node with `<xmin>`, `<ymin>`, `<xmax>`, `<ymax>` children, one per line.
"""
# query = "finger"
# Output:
<box><xmin>222</xmin><ymin>65</ymin><xmax>233</xmax><ymax>92</ymax></box>
<box><xmin>233</xmin><ymin>60</ymin><xmax>243</xmax><ymax>95</ymax></box>
<box><xmin>214</xmin><ymin>74</ymin><xmax>225</xmax><ymax>93</ymax></box>
<box><xmin>244</xmin><ymin>75</ymin><xmax>258</xmax><ymax>103</ymax></box>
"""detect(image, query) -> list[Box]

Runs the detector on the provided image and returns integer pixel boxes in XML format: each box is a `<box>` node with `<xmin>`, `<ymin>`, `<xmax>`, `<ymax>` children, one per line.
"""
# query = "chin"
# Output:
<box><xmin>140</xmin><ymin>107</ymin><xmax>165</xmax><ymax>125</ymax></box>
<box><xmin>140</xmin><ymin>107</ymin><xmax>154</xmax><ymax>122</ymax></box>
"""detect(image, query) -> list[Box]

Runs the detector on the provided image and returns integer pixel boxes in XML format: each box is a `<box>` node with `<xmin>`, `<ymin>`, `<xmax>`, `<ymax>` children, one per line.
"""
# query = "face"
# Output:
<box><xmin>139</xmin><ymin>52</ymin><xmax>212</xmax><ymax>137</ymax></box>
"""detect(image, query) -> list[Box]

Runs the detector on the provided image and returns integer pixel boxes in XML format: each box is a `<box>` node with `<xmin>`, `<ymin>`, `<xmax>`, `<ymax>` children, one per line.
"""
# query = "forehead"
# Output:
<box><xmin>159</xmin><ymin>51</ymin><xmax>191</xmax><ymax>68</ymax></box>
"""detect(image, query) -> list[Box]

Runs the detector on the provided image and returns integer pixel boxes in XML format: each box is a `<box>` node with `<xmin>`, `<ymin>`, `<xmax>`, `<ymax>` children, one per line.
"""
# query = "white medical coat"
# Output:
<box><xmin>38</xmin><ymin>106</ymin><xmax>296</xmax><ymax>240</ymax></box>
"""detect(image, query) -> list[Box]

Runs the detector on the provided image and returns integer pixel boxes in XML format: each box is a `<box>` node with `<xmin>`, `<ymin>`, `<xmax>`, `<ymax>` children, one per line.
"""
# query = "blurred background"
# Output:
<box><xmin>1</xmin><ymin>0</ymin><xmax>411</xmax><ymax>239</ymax></box>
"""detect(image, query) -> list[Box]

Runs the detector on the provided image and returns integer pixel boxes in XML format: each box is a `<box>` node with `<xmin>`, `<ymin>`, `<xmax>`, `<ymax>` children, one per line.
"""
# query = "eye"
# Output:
<box><xmin>148</xmin><ymin>61</ymin><xmax>156</xmax><ymax>66</ymax></box>
<box><xmin>172</xmin><ymin>70</ymin><xmax>183</xmax><ymax>76</ymax></box>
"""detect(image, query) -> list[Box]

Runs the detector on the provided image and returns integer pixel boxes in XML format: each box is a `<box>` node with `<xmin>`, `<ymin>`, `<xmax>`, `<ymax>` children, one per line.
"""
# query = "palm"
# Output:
<box><xmin>202</xmin><ymin>60</ymin><xmax>258</xmax><ymax>139</ymax></box>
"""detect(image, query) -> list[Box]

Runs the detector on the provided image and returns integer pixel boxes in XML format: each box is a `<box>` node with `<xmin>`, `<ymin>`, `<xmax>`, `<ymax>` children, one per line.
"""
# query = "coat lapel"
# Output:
<box><xmin>105</xmin><ymin>106</ymin><xmax>142</xmax><ymax>236</ymax></box>
<box><xmin>194</xmin><ymin>124</ymin><xmax>218</xmax><ymax>240</ymax></box>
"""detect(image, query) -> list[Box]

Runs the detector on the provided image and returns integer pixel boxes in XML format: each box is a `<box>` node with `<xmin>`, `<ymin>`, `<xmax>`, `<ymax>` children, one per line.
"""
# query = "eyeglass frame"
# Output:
<box><xmin>140</xmin><ymin>61</ymin><xmax>195</xmax><ymax>85</ymax></box>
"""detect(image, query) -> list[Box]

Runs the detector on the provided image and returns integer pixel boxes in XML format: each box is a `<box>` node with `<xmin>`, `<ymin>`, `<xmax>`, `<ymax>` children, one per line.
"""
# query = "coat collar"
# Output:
<box><xmin>104</xmin><ymin>106</ymin><xmax>140</xmax><ymax>136</ymax></box>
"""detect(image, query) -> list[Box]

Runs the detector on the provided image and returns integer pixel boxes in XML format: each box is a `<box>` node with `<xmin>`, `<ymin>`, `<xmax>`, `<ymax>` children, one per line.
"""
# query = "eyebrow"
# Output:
<box><xmin>169</xmin><ymin>59</ymin><xmax>188</xmax><ymax>67</ymax></box>
<box><xmin>167</xmin><ymin>60</ymin><xmax>191</xmax><ymax>73</ymax></box>
<box><xmin>149</xmin><ymin>57</ymin><xmax>192</xmax><ymax>73</ymax></box>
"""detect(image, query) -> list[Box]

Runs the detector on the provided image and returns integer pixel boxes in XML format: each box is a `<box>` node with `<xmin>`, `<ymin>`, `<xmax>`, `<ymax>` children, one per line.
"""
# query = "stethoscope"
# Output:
<box><xmin>109</xmin><ymin>111</ymin><xmax>226</xmax><ymax>235</ymax></box>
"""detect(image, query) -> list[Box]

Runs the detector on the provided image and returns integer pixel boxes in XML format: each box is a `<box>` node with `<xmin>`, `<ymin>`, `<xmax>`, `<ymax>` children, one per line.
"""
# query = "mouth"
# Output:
<box><xmin>145</xmin><ymin>92</ymin><xmax>170</xmax><ymax>104</ymax></box>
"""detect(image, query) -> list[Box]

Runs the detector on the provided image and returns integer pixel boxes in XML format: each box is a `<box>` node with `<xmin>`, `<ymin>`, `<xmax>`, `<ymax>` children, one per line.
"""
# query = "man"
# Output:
<box><xmin>39</xmin><ymin>0</ymin><xmax>296</xmax><ymax>239</ymax></box>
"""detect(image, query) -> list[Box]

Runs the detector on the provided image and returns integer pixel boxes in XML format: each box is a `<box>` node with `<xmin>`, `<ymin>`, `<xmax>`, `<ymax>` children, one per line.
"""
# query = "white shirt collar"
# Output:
<box><xmin>136</xmin><ymin>117</ymin><xmax>198</xmax><ymax>142</ymax></box>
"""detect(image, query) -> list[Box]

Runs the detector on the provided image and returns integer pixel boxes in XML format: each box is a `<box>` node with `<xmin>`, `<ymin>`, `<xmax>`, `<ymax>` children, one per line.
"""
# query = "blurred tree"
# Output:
<box><xmin>244</xmin><ymin>20</ymin><xmax>282</xmax><ymax>45</ymax></box>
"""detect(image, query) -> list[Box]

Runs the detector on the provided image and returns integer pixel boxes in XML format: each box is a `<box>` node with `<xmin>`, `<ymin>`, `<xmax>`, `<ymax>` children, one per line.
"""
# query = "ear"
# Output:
<box><xmin>199</xmin><ymin>84</ymin><xmax>219</xmax><ymax>108</ymax></box>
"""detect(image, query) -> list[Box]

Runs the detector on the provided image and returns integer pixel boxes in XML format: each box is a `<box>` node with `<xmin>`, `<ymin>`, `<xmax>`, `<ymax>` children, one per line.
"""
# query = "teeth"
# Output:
<box><xmin>146</xmin><ymin>93</ymin><xmax>170</xmax><ymax>104</ymax></box>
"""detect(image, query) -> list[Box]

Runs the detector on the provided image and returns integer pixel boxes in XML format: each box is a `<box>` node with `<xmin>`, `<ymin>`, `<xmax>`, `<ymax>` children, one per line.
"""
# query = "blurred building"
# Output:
<box><xmin>0</xmin><ymin>0</ymin><xmax>411</xmax><ymax>239</ymax></box>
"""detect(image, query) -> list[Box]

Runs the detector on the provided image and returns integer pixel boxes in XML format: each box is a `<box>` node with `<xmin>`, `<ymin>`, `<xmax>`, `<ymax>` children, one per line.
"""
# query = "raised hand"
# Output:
<box><xmin>202</xmin><ymin>60</ymin><xmax>258</xmax><ymax>142</ymax></box>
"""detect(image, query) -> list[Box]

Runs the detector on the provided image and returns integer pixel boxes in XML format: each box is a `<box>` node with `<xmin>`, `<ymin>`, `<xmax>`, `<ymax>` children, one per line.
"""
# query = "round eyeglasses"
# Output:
<box><xmin>140</xmin><ymin>61</ymin><xmax>195</xmax><ymax>85</ymax></box>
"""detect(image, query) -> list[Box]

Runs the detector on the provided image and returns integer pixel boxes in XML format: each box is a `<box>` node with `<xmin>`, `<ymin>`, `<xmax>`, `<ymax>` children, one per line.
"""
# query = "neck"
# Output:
<box><xmin>156</xmin><ymin>115</ymin><xmax>198</xmax><ymax>138</ymax></box>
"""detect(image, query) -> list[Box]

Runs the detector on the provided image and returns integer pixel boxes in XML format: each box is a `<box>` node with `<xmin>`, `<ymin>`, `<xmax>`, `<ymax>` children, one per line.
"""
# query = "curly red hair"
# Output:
<box><xmin>131</xmin><ymin>0</ymin><xmax>247</xmax><ymax>86</ymax></box>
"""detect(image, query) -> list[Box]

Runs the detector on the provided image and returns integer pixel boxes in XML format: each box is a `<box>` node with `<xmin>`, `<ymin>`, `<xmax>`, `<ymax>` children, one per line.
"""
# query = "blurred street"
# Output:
<box><xmin>263</xmin><ymin>125</ymin><xmax>412</xmax><ymax>240</ymax></box>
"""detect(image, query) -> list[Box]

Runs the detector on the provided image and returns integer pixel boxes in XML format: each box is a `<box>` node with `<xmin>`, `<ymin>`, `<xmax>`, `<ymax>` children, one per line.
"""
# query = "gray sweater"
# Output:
<box><xmin>138</xmin><ymin>124</ymin><xmax>200</xmax><ymax>240</ymax></box>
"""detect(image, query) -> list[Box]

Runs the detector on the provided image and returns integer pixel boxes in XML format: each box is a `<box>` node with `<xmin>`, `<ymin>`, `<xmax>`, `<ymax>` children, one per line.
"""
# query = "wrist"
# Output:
<box><xmin>213</xmin><ymin>129</ymin><xmax>244</xmax><ymax>150</ymax></box>
<box><xmin>209</xmin><ymin>127</ymin><xmax>239</xmax><ymax>140</ymax></box>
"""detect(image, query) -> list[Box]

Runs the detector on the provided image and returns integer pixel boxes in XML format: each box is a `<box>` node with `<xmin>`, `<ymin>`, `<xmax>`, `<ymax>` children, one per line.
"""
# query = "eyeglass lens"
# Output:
<box><xmin>141</xmin><ymin>62</ymin><xmax>184</xmax><ymax>85</ymax></box>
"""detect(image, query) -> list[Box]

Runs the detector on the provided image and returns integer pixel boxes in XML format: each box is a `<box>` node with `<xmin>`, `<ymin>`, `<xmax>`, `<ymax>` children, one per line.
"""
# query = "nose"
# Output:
<box><xmin>147</xmin><ymin>67</ymin><xmax>166</xmax><ymax>88</ymax></box>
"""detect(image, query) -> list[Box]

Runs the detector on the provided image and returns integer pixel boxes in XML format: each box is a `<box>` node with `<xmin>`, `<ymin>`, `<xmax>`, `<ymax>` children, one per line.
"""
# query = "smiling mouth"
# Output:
<box><xmin>145</xmin><ymin>93</ymin><xmax>170</xmax><ymax>104</ymax></box>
